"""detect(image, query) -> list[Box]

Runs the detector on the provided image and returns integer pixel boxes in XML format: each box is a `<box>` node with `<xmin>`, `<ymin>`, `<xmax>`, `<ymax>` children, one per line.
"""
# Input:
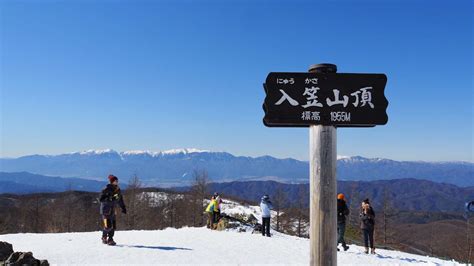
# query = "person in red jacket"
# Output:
<box><xmin>99</xmin><ymin>175</ymin><xmax>126</xmax><ymax>246</ymax></box>
<box><xmin>337</xmin><ymin>193</ymin><xmax>350</xmax><ymax>251</ymax></box>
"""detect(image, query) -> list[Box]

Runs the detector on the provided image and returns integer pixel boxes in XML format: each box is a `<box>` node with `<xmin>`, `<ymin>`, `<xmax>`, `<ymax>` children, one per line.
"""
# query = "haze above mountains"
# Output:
<box><xmin>0</xmin><ymin>148</ymin><xmax>472</xmax><ymax>187</ymax></box>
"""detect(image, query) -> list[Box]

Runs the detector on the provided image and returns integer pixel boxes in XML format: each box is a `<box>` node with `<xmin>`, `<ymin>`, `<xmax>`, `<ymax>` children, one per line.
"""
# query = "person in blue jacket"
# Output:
<box><xmin>99</xmin><ymin>175</ymin><xmax>127</xmax><ymax>246</ymax></box>
<box><xmin>466</xmin><ymin>201</ymin><xmax>474</xmax><ymax>213</ymax></box>
<box><xmin>260</xmin><ymin>195</ymin><xmax>273</xmax><ymax>237</ymax></box>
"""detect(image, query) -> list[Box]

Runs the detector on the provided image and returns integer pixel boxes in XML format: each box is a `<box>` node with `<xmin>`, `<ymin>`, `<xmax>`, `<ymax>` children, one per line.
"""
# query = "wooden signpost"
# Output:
<box><xmin>262</xmin><ymin>63</ymin><xmax>388</xmax><ymax>266</ymax></box>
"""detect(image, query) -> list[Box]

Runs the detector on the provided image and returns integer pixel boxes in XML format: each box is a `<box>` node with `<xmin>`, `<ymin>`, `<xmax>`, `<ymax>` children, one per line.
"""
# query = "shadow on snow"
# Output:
<box><xmin>116</xmin><ymin>245</ymin><xmax>192</xmax><ymax>251</ymax></box>
<box><xmin>375</xmin><ymin>254</ymin><xmax>438</xmax><ymax>265</ymax></box>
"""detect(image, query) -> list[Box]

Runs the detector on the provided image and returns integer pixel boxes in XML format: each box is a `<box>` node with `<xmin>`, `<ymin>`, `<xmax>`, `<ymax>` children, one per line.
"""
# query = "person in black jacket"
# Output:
<box><xmin>337</xmin><ymin>193</ymin><xmax>350</xmax><ymax>251</ymax></box>
<box><xmin>99</xmin><ymin>175</ymin><xmax>126</xmax><ymax>246</ymax></box>
<box><xmin>360</xmin><ymin>198</ymin><xmax>376</xmax><ymax>254</ymax></box>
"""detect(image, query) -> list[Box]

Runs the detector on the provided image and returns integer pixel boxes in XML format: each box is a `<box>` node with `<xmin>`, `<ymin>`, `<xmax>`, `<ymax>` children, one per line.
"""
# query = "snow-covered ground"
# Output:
<box><xmin>0</xmin><ymin>227</ymin><xmax>460</xmax><ymax>265</ymax></box>
<box><xmin>220</xmin><ymin>199</ymin><xmax>265</xmax><ymax>219</ymax></box>
<box><xmin>0</xmin><ymin>198</ymin><xmax>461</xmax><ymax>265</ymax></box>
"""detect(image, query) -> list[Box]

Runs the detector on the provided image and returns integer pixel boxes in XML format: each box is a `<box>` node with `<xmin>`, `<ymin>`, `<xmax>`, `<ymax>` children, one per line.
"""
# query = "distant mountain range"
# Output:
<box><xmin>199</xmin><ymin>179</ymin><xmax>474</xmax><ymax>212</ymax></box>
<box><xmin>0</xmin><ymin>148</ymin><xmax>472</xmax><ymax>187</ymax></box>
<box><xmin>0</xmin><ymin>172</ymin><xmax>107</xmax><ymax>194</ymax></box>
<box><xmin>1</xmin><ymin>171</ymin><xmax>472</xmax><ymax>213</ymax></box>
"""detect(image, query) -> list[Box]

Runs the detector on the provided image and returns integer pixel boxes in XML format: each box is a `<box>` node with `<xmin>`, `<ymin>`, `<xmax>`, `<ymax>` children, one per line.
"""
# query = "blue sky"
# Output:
<box><xmin>1</xmin><ymin>0</ymin><xmax>472</xmax><ymax>161</ymax></box>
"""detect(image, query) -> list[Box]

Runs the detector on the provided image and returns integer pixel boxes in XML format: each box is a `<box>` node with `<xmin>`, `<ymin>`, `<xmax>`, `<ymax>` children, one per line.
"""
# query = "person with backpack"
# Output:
<box><xmin>360</xmin><ymin>198</ymin><xmax>376</xmax><ymax>254</ymax></box>
<box><xmin>205</xmin><ymin>195</ymin><xmax>217</xmax><ymax>229</ymax></box>
<box><xmin>260</xmin><ymin>195</ymin><xmax>273</xmax><ymax>237</ymax></box>
<box><xmin>99</xmin><ymin>174</ymin><xmax>126</xmax><ymax>246</ymax></box>
<box><xmin>337</xmin><ymin>193</ymin><xmax>350</xmax><ymax>251</ymax></box>
<box><xmin>214</xmin><ymin>193</ymin><xmax>223</xmax><ymax>224</ymax></box>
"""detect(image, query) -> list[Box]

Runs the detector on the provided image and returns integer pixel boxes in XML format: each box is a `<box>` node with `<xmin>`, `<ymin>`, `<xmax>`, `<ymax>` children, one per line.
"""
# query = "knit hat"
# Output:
<box><xmin>363</xmin><ymin>198</ymin><xmax>370</xmax><ymax>204</ymax></box>
<box><xmin>108</xmin><ymin>174</ymin><xmax>118</xmax><ymax>183</ymax></box>
<box><xmin>337</xmin><ymin>193</ymin><xmax>345</xmax><ymax>200</ymax></box>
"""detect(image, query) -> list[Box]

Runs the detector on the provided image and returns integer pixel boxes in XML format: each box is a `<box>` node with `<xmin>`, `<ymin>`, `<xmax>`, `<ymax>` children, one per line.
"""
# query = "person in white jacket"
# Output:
<box><xmin>260</xmin><ymin>195</ymin><xmax>273</xmax><ymax>237</ymax></box>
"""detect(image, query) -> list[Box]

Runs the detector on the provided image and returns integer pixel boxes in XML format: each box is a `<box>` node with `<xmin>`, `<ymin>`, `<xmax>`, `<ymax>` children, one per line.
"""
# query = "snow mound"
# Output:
<box><xmin>140</xmin><ymin>192</ymin><xmax>184</xmax><ymax>207</ymax></box>
<box><xmin>220</xmin><ymin>199</ymin><xmax>263</xmax><ymax>218</ymax></box>
<box><xmin>0</xmin><ymin>227</ymin><xmax>460</xmax><ymax>265</ymax></box>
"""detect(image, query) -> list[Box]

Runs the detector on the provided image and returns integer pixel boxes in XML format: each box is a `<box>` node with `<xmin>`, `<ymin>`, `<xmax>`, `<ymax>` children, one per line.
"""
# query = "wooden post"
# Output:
<box><xmin>309</xmin><ymin>63</ymin><xmax>337</xmax><ymax>266</ymax></box>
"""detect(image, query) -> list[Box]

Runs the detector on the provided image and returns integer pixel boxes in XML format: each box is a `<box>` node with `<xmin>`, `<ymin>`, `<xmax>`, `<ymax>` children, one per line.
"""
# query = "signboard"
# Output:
<box><xmin>263</xmin><ymin>72</ymin><xmax>388</xmax><ymax>127</ymax></box>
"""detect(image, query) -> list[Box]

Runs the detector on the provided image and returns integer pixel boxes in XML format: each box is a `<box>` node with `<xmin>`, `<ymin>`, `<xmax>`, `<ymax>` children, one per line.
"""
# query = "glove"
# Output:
<box><xmin>122</xmin><ymin>208</ymin><xmax>127</xmax><ymax>214</ymax></box>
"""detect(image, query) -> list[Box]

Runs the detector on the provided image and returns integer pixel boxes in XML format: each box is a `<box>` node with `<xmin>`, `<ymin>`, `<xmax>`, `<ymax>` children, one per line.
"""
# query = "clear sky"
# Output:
<box><xmin>1</xmin><ymin>0</ymin><xmax>472</xmax><ymax>162</ymax></box>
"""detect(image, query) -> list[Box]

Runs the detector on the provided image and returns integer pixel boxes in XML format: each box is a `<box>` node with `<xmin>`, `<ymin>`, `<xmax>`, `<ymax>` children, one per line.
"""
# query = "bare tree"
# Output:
<box><xmin>467</xmin><ymin>215</ymin><xmax>473</xmax><ymax>264</ymax></box>
<box><xmin>381</xmin><ymin>186</ymin><xmax>396</xmax><ymax>244</ymax></box>
<box><xmin>78</xmin><ymin>194</ymin><xmax>97</xmax><ymax>232</ymax></box>
<box><xmin>273</xmin><ymin>186</ymin><xmax>287</xmax><ymax>232</ymax></box>
<box><xmin>347</xmin><ymin>182</ymin><xmax>361</xmax><ymax>229</ymax></box>
<box><xmin>166</xmin><ymin>195</ymin><xmax>176</xmax><ymax>228</ymax></box>
<box><xmin>64</xmin><ymin>184</ymin><xmax>74</xmax><ymax>232</ymax></box>
<box><xmin>125</xmin><ymin>174</ymin><xmax>142</xmax><ymax>230</ymax></box>
<box><xmin>428</xmin><ymin>215</ymin><xmax>436</xmax><ymax>256</ymax></box>
<box><xmin>295</xmin><ymin>185</ymin><xmax>308</xmax><ymax>237</ymax></box>
<box><xmin>27</xmin><ymin>195</ymin><xmax>42</xmax><ymax>233</ymax></box>
<box><xmin>190</xmin><ymin>170</ymin><xmax>209</xmax><ymax>226</ymax></box>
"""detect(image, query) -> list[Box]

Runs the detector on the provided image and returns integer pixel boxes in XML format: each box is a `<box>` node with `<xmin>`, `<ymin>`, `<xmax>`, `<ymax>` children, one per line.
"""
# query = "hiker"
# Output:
<box><xmin>99</xmin><ymin>174</ymin><xmax>126</xmax><ymax>246</ymax></box>
<box><xmin>337</xmin><ymin>193</ymin><xmax>350</xmax><ymax>251</ymax></box>
<box><xmin>214</xmin><ymin>193</ymin><xmax>223</xmax><ymax>224</ymax></box>
<box><xmin>205</xmin><ymin>196</ymin><xmax>217</xmax><ymax>229</ymax></box>
<box><xmin>260</xmin><ymin>195</ymin><xmax>273</xmax><ymax>237</ymax></box>
<box><xmin>466</xmin><ymin>201</ymin><xmax>474</xmax><ymax>213</ymax></box>
<box><xmin>360</xmin><ymin>198</ymin><xmax>376</xmax><ymax>254</ymax></box>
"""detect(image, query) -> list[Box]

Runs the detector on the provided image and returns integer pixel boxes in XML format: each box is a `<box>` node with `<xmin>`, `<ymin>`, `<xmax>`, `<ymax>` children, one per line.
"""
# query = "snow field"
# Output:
<box><xmin>0</xmin><ymin>227</ymin><xmax>460</xmax><ymax>265</ymax></box>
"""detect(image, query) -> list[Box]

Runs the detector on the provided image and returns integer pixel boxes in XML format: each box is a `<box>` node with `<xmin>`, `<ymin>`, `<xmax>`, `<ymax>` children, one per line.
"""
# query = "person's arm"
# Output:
<box><xmin>118</xmin><ymin>189</ymin><xmax>127</xmax><ymax>214</ymax></box>
<box><xmin>344</xmin><ymin>204</ymin><xmax>350</xmax><ymax>216</ymax></box>
<box><xmin>369</xmin><ymin>208</ymin><xmax>375</xmax><ymax>219</ymax></box>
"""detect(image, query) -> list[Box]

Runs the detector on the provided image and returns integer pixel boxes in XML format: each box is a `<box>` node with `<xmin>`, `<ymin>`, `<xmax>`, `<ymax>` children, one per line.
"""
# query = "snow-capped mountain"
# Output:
<box><xmin>0</xmin><ymin>149</ymin><xmax>472</xmax><ymax>187</ymax></box>
<box><xmin>74</xmin><ymin>148</ymin><xmax>210</xmax><ymax>157</ymax></box>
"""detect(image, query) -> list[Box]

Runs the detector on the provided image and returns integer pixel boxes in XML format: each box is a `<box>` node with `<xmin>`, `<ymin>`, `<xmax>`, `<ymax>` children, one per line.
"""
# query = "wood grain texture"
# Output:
<box><xmin>309</xmin><ymin>125</ymin><xmax>337</xmax><ymax>266</ymax></box>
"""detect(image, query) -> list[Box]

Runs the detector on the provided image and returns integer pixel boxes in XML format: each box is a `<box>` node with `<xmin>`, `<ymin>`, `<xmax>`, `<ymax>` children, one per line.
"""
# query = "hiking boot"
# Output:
<box><xmin>101</xmin><ymin>237</ymin><xmax>108</xmax><ymax>244</ymax></box>
<box><xmin>364</xmin><ymin>247</ymin><xmax>369</xmax><ymax>254</ymax></box>
<box><xmin>343</xmin><ymin>245</ymin><xmax>349</xmax><ymax>251</ymax></box>
<box><xmin>371</xmin><ymin>248</ymin><xmax>376</xmax><ymax>254</ymax></box>
<box><xmin>107</xmin><ymin>239</ymin><xmax>116</xmax><ymax>246</ymax></box>
<box><xmin>337</xmin><ymin>248</ymin><xmax>340</xmax><ymax>251</ymax></box>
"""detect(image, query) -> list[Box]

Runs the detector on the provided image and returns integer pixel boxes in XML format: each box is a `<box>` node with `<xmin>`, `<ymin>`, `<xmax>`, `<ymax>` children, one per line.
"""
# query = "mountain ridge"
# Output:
<box><xmin>4</xmin><ymin>149</ymin><xmax>471</xmax><ymax>163</ymax></box>
<box><xmin>1</xmin><ymin>149</ymin><xmax>472</xmax><ymax>187</ymax></box>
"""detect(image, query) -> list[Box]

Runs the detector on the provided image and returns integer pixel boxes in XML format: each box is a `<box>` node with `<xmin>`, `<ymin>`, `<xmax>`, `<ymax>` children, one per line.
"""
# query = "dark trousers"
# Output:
<box><xmin>102</xmin><ymin>217</ymin><xmax>116</xmax><ymax>239</ymax></box>
<box><xmin>337</xmin><ymin>223</ymin><xmax>347</xmax><ymax>247</ymax></box>
<box><xmin>363</xmin><ymin>228</ymin><xmax>375</xmax><ymax>248</ymax></box>
<box><xmin>213</xmin><ymin>210</ymin><xmax>220</xmax><ymax>223</ymax></box>
<box><xmin>262</xmin><ymin>217</ymin><xmax>271</xmax><ymax>237</ymax></box>
<box><xmin>207</xmin><ymin>212</ymin><xmax>214</xmax><ymax>229</ymax></box>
